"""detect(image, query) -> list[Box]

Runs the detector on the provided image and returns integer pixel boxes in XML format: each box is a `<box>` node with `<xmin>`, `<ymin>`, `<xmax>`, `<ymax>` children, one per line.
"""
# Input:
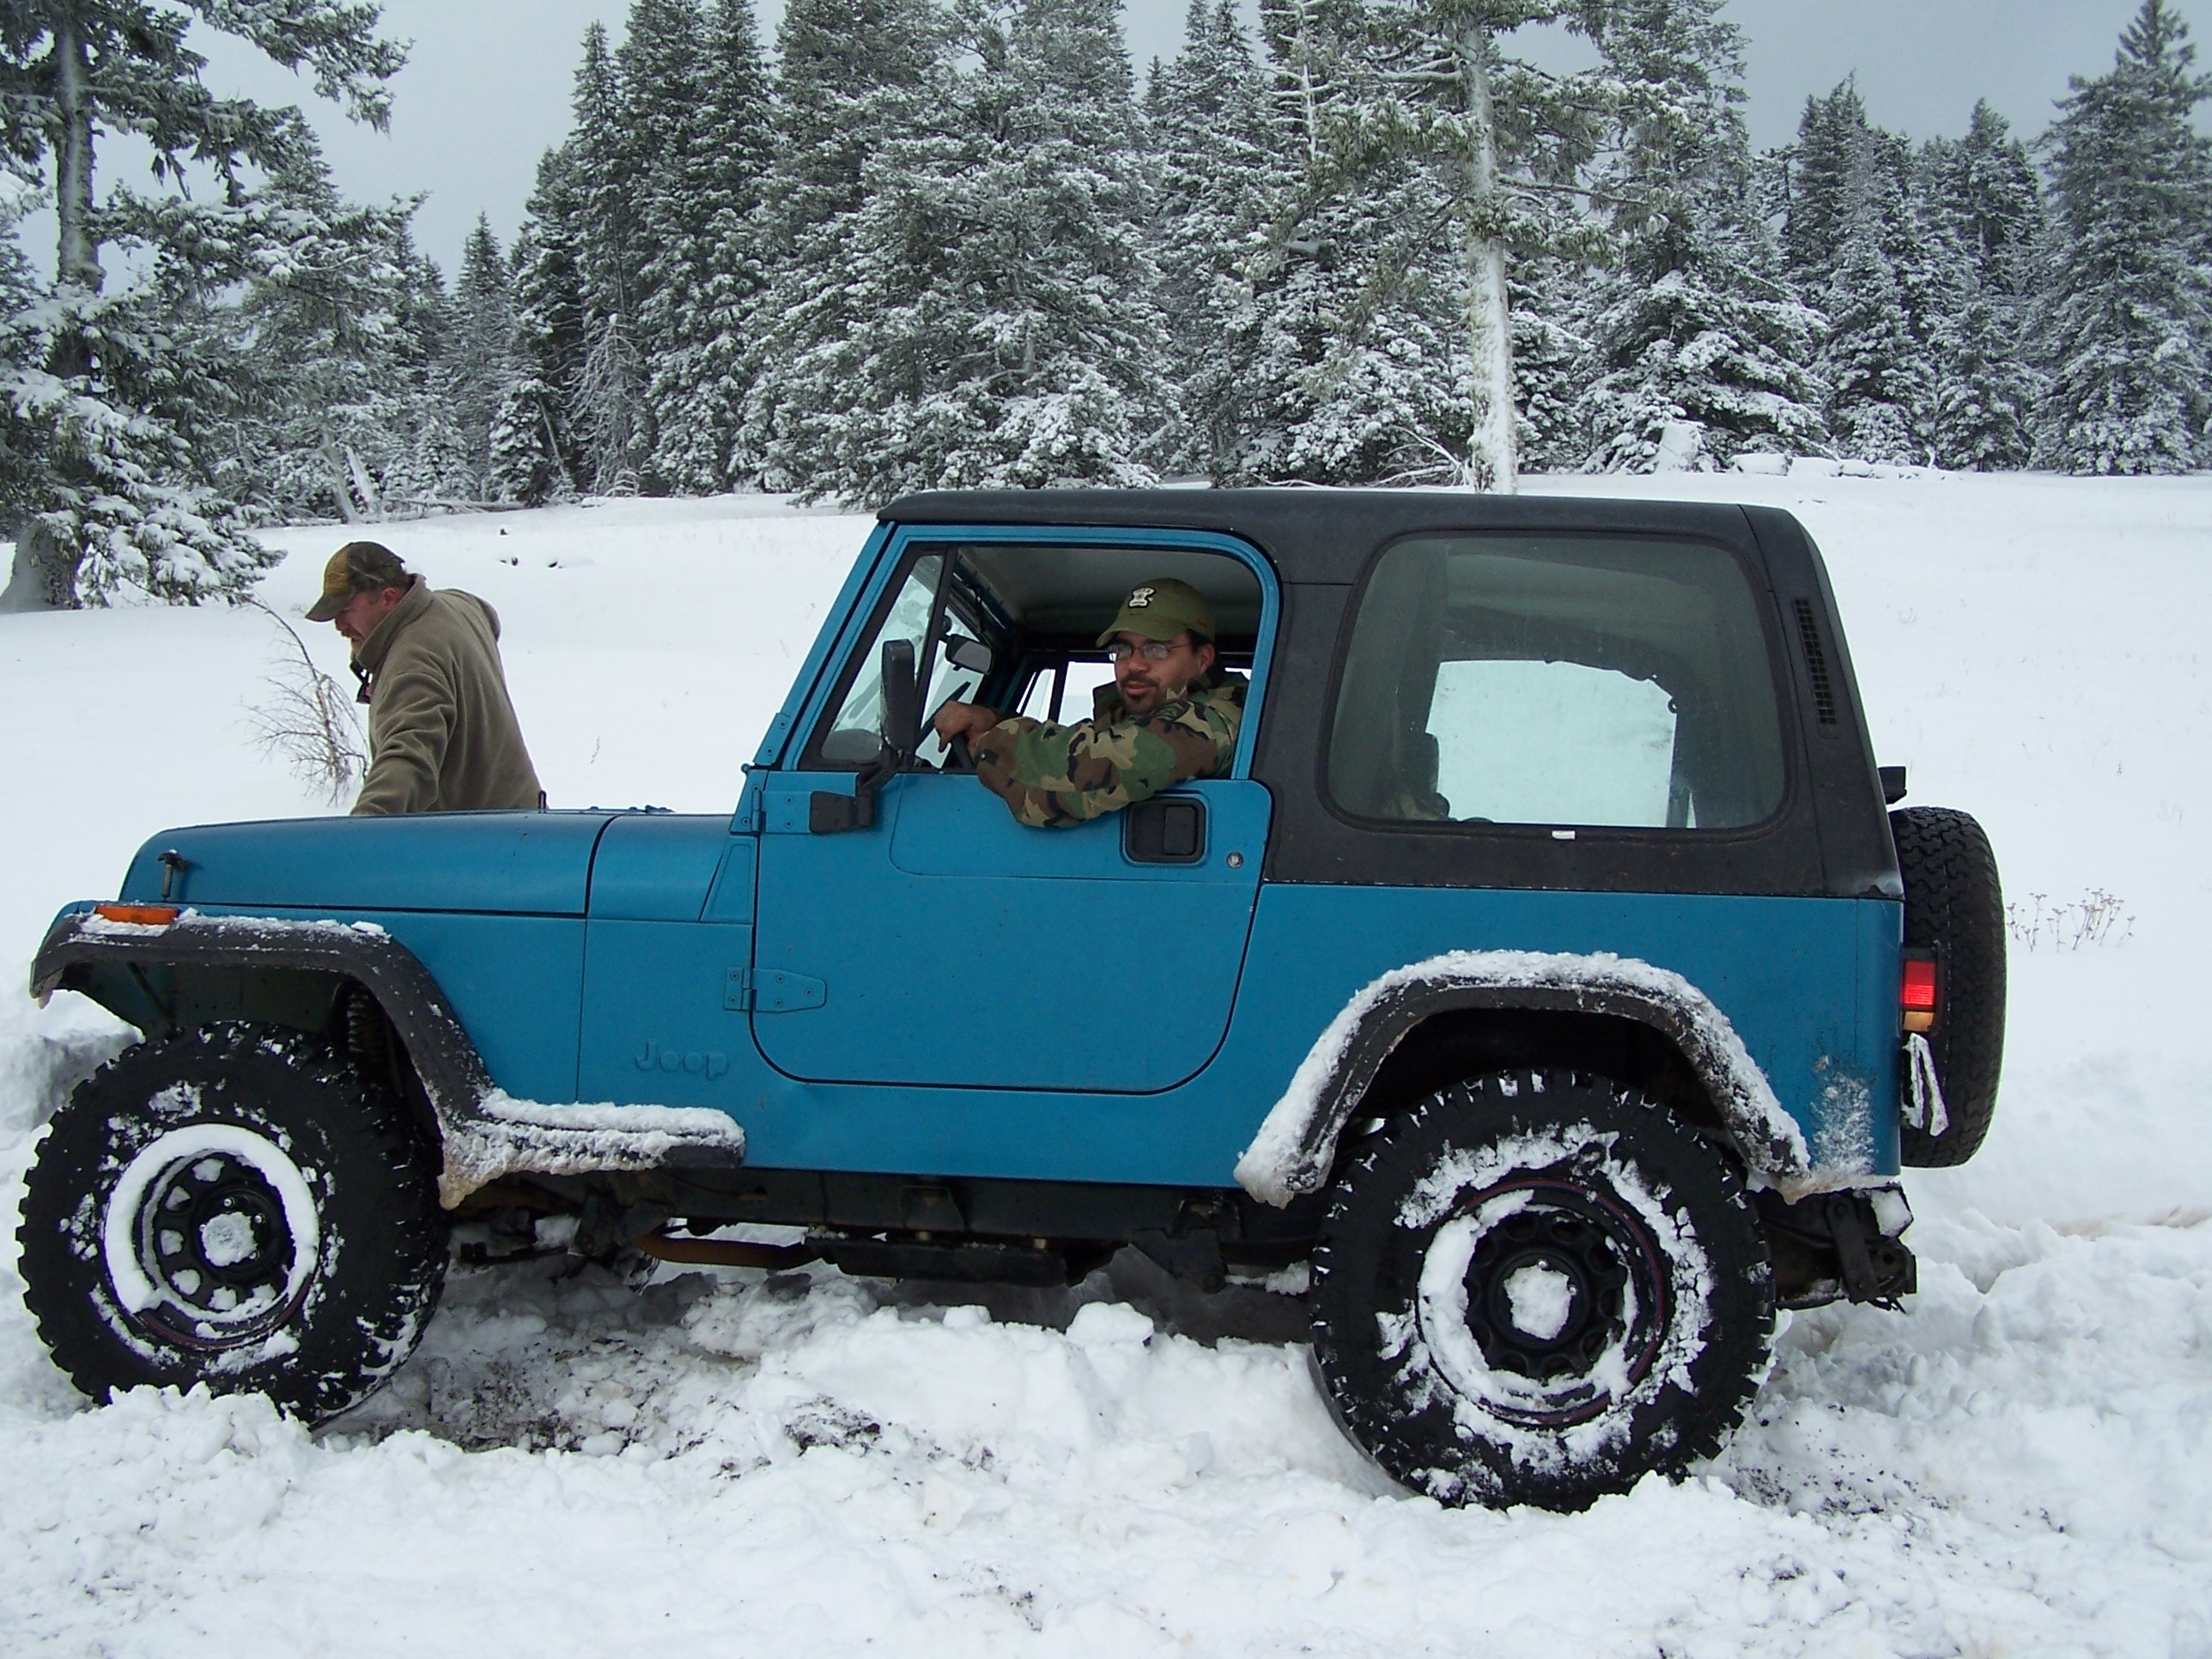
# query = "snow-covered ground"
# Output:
<box><xmin>3</xmin><ymin>474</ymin><xmax>2208</xmax><ymax>1656</ymax></box>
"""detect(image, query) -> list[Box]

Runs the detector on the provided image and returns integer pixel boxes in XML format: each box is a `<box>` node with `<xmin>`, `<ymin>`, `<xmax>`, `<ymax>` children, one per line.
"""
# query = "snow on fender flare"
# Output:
<box><xmin>1233</xmin><ymin>950</ymin><xmax>1810</xmax><ymax>1207</ymax></box>
<box><xmin>32</xmin><ymin>908</ymin><xmax>746</xmax><ymax>1207</ymax></box>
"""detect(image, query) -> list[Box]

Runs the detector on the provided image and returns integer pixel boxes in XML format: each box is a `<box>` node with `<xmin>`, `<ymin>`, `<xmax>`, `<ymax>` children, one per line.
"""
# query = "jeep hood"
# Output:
<box><xmin>119</xmin><ymin>812</ymin><xmax>617</xmax><ymax>916</ymax></box>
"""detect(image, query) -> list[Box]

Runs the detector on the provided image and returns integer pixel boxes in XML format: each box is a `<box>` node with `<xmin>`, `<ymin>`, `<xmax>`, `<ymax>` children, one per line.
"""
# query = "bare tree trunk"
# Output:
<box><xmin>3</xmin><ymin>522</ymin><xmax>81</xmax><ymax>611</ymax></box>
<box><xmin>53</xmin><ymin>11</ymin><xmax>103</xmax><ymax>300</ymax></box>
<box><xmin>3</xmin><ymin>525</ymin><xmax>54</xmax><ymax>611</ymax></box>
<box><xmin>344</xmin><ymin>447</ymin><xmax>384</xmax><ymax>520</ymax></box>
<box><xmin>32</xmin><ymin>10</ymin><xmax>102</xmax><ymax>607</ymax></box>
<box><xmin>1458</xmin><ymin>26</ymin><xmax>1517</xmax><ymax>495</ymax></box>
<box><xmin>320</xmin><ymin>441</ymin><xmax>362</xmax><ymax>523</ymax></box>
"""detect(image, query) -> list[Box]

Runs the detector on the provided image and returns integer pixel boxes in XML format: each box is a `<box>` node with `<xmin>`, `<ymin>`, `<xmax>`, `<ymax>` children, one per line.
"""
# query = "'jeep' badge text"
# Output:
<box><xmin>635</xmin><ymin>1041</ymin><xmax>730</xmax><ymax>1079</ymax></box>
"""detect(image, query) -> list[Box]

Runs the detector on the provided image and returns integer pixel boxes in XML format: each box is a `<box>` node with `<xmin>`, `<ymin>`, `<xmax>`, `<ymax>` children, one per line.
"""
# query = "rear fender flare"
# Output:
<box><xmin>1232</xmin><ymin>950</ymin><xmax>1811</xmax><ymax>1207</ymax></box>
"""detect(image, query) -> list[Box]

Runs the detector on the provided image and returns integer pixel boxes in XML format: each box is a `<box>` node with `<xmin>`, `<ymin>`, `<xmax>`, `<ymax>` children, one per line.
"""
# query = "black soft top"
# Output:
<box><xmin>878</xmin><ymin>489</ymin><xmax>1764</xmax><ymax>586</ymax></box>
<box><xmin>880</xmin><ymin>487</ymin><xmax>1896</xmax><ymax>899</ymax></box>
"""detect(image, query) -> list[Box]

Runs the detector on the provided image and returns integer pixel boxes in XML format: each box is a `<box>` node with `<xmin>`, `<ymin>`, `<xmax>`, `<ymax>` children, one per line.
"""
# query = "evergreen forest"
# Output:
<box><xmin>4</xmin><ymin>0</ymin><xmax>2211</xmax><ymax>605</ymax></box>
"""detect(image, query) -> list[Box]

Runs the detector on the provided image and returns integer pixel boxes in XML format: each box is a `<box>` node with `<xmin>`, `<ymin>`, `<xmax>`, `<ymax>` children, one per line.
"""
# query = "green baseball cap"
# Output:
<box><xmin>306</xmin><ymin>540</ymin><xmax>410</xmax><ymax>622</ymax></box>
<box><xmin>1095</xmin><ymin>577</ymin><xmax>1216</xmax><ymax>647</ymax></box>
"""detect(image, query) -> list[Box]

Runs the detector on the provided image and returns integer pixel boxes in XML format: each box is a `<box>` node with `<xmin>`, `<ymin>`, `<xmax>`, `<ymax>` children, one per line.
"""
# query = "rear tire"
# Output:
<box><xmin>1891</xmin><ymin>807</ymin><xmax>2006</xmax><ymax>1166</ymax></box>
<box><xmin>1310</xmin><ymin>1070</ymin><xmax>1773</xmax><ymax>1510</ymax></box>
<box><xmin>17</xmin><ymin>1023</ymin><xmax>447</xmax><ymax>1422</ymax></box>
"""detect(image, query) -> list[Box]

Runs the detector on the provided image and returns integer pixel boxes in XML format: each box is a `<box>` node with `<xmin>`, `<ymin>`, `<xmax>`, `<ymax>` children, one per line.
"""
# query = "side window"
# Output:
<box><xmin>1328</xmin><ymin>535</ymin><xmax>1786</xmax><ymax>830</ymax></box>
<box><xmin>1012</xmin><ymin>657</ymin><xmax>1117</xmax><ymax>724</ymax></box>
<box><xmin>914</xmin><ymin>625</ymin><xmax>989</xmax><ymax>769</ymax></box>
<box><xmin>811</xmin><ymin>550</ymin><xmax>996</xmax><ymax>769</ymax></box>
<box><xmin>808</xmin><ymin>538</ymin><xmax>1270</xmax><ymax>770</ymax></box>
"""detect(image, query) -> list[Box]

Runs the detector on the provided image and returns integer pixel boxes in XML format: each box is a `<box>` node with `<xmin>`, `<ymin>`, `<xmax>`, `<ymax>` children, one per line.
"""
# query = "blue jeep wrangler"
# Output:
<box><xmin>19</xmin><ymin>491</ymin><xmax>2004</xmax><ymax>1510</ymax></box>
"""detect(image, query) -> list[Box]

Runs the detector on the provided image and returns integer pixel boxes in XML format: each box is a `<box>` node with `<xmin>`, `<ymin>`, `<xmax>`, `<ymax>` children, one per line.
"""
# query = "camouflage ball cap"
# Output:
<box><xmin>306</xmin><ymin>540</ymin><xmax>410</xmax><ymax>622</ymax></box>
<box><xmin>1095</xmin><ymin>577</ymin><xmax>1216</xmax><ymax>647</ymax></box>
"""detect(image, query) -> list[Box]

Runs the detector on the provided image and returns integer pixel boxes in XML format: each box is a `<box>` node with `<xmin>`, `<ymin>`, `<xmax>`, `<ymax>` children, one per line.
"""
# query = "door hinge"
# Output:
<box><xmin>725</xmin><ymin>968</ymin><xmax>828</xmax><ymax>1013</ymax></box>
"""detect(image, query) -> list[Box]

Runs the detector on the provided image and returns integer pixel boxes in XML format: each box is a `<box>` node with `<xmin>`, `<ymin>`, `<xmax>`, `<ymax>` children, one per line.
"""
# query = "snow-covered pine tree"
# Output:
<box><xmin>770</xmin><ymin>0</ymin><xmax>1171</xmax><ymax>502</ymax></box>
<box><xmin>378</xmin><ymin>233</ymin><xmax>479</xmax><ymax>515</ymax></box>
<box><xmin>383</xmin><ymin>226</ymin><xmax>471</xmax><ymax>510</ymax></box>
<box><xmin>1252</xmin><ymin>0</ymin><xmax>1607</xmax><ymax>491</ymax></box>
<box><xmin>1510</xmin><ymin>258</ymin><xmax>1595</xmax><ymax>472</ymax></box>
<box><xmin>636</xmin><ymin>0</ymin><xmax>775</xmax><ymax>494</ymax></box>
<box><xmin>229</xmin><ymin>131</ymin><xmax>477</xmax><ymax>522</ymax></box>
<box><xmin>1</xmin><ymin>184</ymin><xmax>260</xmax><ymax>599</ymax></box>
<box><xmin>1576</xmin><ymin>0</ymin><xmax>1827</xmax><ymax>473</ymax></box>
<box><xmin>1779</xmin><ymin>79</ymin><xmax>1869</xmax><ymax>295</ymax></box>
<box><xmin>1924</xmin><ymin>269</ymin><xmax>2041</xmax><ymax>471</ymax></box>
<box><xmin>0</xmin><ymin>189</ymin><xmax>43</xmax><ymax>544</ymax></box>
<box><xmin>1921</xmin><ymin>110</ymin><xmax>2045</xmax><ymax>471</ymax></box>
<box><xmin>1232</xmin><ymin>0</ymin><xmax>1471</xmax><ymax>486</ymax></box>
<box><xmin>951</xmin><ymin>0</ymin><xmax>1171</xmax><ymax>488</ymax></box>
<box><xmin>568</xmin><ymin>21</ymin><xmax>653</xmax><ymax>495</ymax></box>
<box><xmin>490</xmin><ymin>149</ymin><xmax>588</xmax><ymax>505</ymax></box>
<box><xmin>445</xmin><ymin>216</ymin><xmax>519</xmax><ymax>495</ymax></box>
<box><xmin>741</xmin><ymin>0</ymin><xmax>950</xmax><ymax>492</ymax></box>
<box><xmin>1147</xmin><ymin>0</ymin><xmax>1277</xmax><ymax>480</ymax></box>
<box><xmin>228</xmin><ymin>128</ymin><xmax>428</xmax><ymax>523</ymax></box>
<box><xmin>378</xmin><ymin>374</ymin><xmax>480</xmax><ymax>513</ymax></box>
<box><xmin>0</xmin><ymin>1</ymin><xmax>404</xmax><ymax>605</ymax></box>
<box><xmin>1818</xmin><ymin>150</ymin><xmax>1932</xmax><ymax>464</ymax></box>
<box><xmin>1930</xmin><ymin>101</ymin><xmax>2045</xmax><ymax>301</ymax></box>
<box><xmin>2031</xmin><ymin>0</ymin><xmax>2212</xmax><ymax>475</ymax></box>
<box><xmin>1249</xmin><ymin>58</ymin><xmax>1483</xmax><ymax>483</ymax></box>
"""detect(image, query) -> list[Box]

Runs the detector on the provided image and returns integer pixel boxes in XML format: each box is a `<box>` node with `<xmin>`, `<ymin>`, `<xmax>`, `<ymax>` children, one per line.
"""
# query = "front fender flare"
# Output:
<box><xmin>1232</xmin><ymin>950</ymin><xmax>1811</xmax><ymax>1207</ymax></box>
<box><xmin>32</xmin><ymin>909</ymin><xmax>744</xmax><ymax>1206</ymax></box>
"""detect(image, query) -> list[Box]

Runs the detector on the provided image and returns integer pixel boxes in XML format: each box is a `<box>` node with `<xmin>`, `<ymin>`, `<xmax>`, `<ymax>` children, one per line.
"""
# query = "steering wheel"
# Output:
<box><xmin>946</xmin><ymin>731</ymin><xmax>975</xmax><ymax>773</ymax></box>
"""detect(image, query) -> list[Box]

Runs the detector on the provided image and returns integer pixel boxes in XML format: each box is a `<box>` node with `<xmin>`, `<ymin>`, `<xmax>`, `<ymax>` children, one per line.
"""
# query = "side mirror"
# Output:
<box><xmin>819</xmin><ymin>728</ymin><xmax>888</xmax><ymax>768</ymax></box>
<box><xmin>879</xmin><ymin>637</ymin><xmax>920</xmax><ymax>759</ymax></box>
<box><xmin>811</xmin><ymin>640</ymin><xmax>918</xmax><ymax>836</ymax></box>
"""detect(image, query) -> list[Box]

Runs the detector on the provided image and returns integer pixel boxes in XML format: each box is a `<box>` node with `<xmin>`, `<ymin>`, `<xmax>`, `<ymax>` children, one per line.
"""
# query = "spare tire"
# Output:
<box><xmin>1891</xmin><ymin>806</ymin><xmax>2006</xmax><ymax>1166</ymax></box>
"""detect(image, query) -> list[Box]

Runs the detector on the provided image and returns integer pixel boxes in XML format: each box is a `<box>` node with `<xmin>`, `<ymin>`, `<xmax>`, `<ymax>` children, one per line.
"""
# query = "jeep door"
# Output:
<box><xmin>744</xmin><ymin>531</ymin><xmax>1277</xmax><ymax>1093</ymax></box>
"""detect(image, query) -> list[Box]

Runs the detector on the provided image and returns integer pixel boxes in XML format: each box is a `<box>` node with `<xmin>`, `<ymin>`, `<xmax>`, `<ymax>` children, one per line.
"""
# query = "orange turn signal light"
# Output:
<box><xmin>94</xmin><ymin>903</ymin><xmax>179</xmax><ymax>927</ymax></box>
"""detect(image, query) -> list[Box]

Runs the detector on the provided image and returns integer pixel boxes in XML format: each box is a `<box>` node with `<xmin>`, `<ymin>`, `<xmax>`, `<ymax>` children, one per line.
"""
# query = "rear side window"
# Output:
<box><xmin>1328</xmin><ymin>535</ymin><xmax>1786</xmax><ymax>830</ymax></box>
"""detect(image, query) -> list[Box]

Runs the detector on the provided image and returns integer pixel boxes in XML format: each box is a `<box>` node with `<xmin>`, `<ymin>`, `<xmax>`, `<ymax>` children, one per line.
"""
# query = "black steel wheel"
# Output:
<box><xmin>1310</xmin><ymin>1070</ymin><xmax>1774</xmax><ymax>1510</ymax></box>
<box><xmin>17</xmin><ymin>1023</ymin><xmax>447</xmax><ymax>1421</ymax></box>
<box><xmin>1891</xmin><ymin>806</ymin><xmax>2006</xmax><ymax>1166</ymax></box>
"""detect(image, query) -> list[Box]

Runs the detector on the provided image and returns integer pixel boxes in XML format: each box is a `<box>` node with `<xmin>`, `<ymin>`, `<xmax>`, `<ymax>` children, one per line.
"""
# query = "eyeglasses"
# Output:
<box><xmin>1104</xmin><ymin>638</ymin><xmax>1183</xmax><ymax>664</ymax></box>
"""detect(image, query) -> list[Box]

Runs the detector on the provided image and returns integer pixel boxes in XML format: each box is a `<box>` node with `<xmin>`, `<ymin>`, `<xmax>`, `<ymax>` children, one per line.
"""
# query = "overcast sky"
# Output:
<box><xmin>173</xmin><ymin>0</ymin><xmax>2212</xmax><ymax>276</ymax></box>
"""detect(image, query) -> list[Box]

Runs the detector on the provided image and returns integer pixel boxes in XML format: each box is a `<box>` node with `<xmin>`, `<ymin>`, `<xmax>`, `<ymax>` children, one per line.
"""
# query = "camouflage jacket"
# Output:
<box><xmin>973</xmin><ymin>671</ymin><xmax>1247</xmax><ymax>828</ymax></box>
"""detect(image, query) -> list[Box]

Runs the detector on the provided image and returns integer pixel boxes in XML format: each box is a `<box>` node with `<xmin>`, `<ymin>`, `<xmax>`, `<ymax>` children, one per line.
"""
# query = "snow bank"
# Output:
<box><xmin>0</xmin><ymin>1224</ymin><xmax>2204</xmax><ymax>1655</ymax></box>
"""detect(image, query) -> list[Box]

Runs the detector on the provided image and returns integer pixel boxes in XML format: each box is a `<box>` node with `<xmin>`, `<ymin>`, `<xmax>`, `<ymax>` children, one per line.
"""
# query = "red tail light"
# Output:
<box><xmin>1901</xmin><ymin>951</ymin><xmax>1939</xmax><ymax>1032</ymax></box>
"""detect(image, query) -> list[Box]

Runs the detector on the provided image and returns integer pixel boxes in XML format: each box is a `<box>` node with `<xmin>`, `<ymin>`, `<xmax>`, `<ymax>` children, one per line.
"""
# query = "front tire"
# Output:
<box><xmin>17</xmin><ymin>1023</ymin><xmax>447</xmax><ymax>1422</ymax></box>
<box><xmin>1310</xmin><ymin>1070</ymin><xmax>1773</xmax><ymax>1510</ymax></box>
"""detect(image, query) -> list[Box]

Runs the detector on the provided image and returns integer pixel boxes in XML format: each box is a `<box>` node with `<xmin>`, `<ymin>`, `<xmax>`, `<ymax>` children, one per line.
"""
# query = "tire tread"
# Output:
<box><xmin>1891</xmin><ymin>807</ymin><xmax>2006</xmax><ymax>1166</ymax></box>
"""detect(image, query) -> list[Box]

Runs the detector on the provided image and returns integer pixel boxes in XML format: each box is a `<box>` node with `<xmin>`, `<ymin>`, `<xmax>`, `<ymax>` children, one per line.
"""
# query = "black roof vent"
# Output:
<box><xmin>1793</xmin><ymin>599</ymin><xmax>1838</xmax><ymax>726</ymax></box>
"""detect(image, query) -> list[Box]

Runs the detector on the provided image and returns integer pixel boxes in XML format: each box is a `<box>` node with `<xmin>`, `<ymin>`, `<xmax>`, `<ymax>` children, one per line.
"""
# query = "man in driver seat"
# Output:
<box><xmin>932</xmin><ymin>578</ymin><xmax>1246</xmax><ymax>828</ymax></box>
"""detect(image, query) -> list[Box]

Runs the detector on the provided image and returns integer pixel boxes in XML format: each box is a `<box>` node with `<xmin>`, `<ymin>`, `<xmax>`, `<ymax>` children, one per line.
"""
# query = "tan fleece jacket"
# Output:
<box><xmin>349</xmin><ymin>579</ymin><xmax>544</xmax><ymax>816</ymax></box>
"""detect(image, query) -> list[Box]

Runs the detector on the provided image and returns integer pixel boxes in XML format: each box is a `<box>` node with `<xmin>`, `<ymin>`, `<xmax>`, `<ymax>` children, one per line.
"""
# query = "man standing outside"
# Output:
<box><xmin>306</xmin><ymin>540</ymin><xmax>544</xmax><ymax>817</ymax></box>
<box><xmin>933</xmin><ymin>578</ymin><xmax>1244</xmax><ymax>827</ymax></box>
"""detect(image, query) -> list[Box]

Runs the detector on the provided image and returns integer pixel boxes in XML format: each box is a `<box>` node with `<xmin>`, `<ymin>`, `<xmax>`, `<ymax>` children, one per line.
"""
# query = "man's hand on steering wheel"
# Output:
<box><xmin>932</xmin><ymin>700</ymin><xmax>1000</xmax><ymax>772</ymax></box>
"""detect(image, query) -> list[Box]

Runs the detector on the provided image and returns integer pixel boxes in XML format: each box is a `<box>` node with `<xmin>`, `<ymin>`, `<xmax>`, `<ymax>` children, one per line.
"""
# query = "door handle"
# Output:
<box><xmin>1123</xmin><ymin>796</ymin><xmax>1206</xmax><ymax>864</ymax></box>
